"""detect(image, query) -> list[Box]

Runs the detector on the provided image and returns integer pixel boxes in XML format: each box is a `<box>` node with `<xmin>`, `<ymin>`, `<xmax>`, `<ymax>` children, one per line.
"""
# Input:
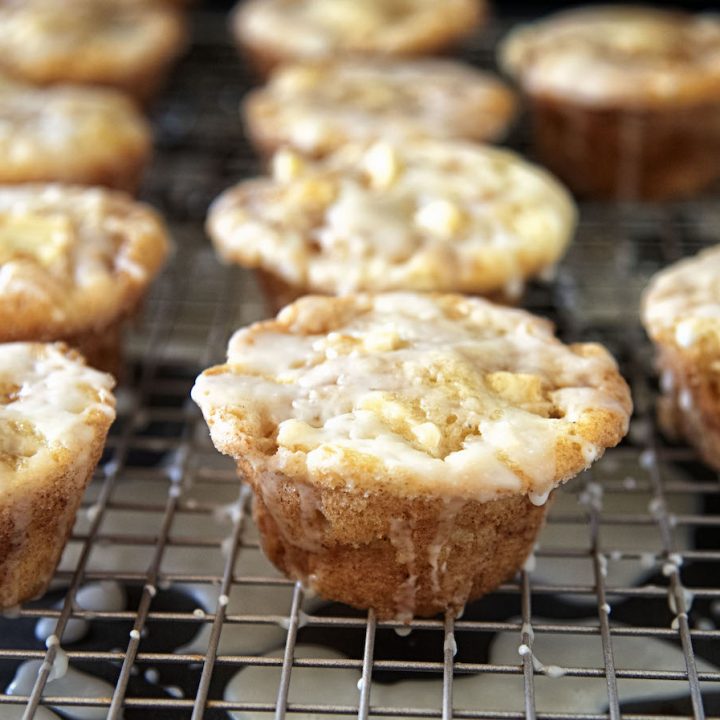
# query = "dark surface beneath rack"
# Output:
<box><xmin>1</xmin><ymin>6</ymin><xmax>720</xmax><ymax>720</ymax></box>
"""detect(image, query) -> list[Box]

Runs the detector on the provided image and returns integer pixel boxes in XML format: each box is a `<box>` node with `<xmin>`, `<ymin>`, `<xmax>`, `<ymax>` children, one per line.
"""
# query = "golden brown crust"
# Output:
<box><xmin>242</xmin><ymin>59</ymin><xmax>517</xmax><ymax>158</ymax></box>
<box><xmin>0</xmin><ymin>184</ymin><xmax>170</xmax><ymax>344</ymax></box>
<box><xmin>0</xmin><ymin>342</ymin><xmax>115</xmax><ymax>608</ymax></box>
<box><xmin>193</xmin><ymin>293</ymin><xmax>630</xmax><ymax>619</ymax></box>
<box><xmin>642</xmin><ymin>246</ymin><xmax>720</xmax><ymax>468</ymax></box>
<box><xmin>250</xmin><ymin>471</ymin><xmax>548</xmax><ymax>619</ymax></box>
<box><xmin>208</xmin><ymin>141</ymin><xmax>576</xmax><ymax>296</ymax></box>
<box><xmin>233</xmin><ymin>0</ymin><xmax>485</xmax><ymax>77</ymax></box>
<box><xmin>0</xmin><ymin>77</ymin><xmax>151</xmax><ymax>192</ymax></box>
<box><xmin>0</xmin><ymin>435</ymin><xmax>105</xmax><ymax>608</ymax></box>
<box><xmin>0</xmin><ymin>0</ymin><xmax>187</xmax><ymax>103</ymax></box>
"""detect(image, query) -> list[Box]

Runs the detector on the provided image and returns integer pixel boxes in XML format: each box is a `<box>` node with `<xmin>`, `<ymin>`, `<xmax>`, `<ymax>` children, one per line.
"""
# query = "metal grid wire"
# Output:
<box><xmin>2</xmin><ymin>7</ymin><xmax>720</xmax><ymax>720</ymax></box>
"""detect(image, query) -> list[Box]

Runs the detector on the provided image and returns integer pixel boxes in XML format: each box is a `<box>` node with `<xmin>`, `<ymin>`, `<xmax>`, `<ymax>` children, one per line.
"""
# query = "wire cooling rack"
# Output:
<box><xmin>2</xmin><ymin>7</ymin><xmax>720</xmax><ymax>720</ymax></box>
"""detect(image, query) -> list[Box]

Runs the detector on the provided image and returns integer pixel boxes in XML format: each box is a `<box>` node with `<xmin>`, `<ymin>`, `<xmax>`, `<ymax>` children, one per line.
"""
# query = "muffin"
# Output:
<box><xmin>0</xmin><ymin>73</ymin><xmax>151</xmax><ymax>192</ymax></box>
<box><xmin>233</xmin><ymin>0</ymin><xmax>485</xmax><ymax>77</ymax></box>
<box><xmin>0</xmin><ymin>342</ymin><xmax>115</xmax><ymax>608</ymax></box>
<box><xmin>499</xmin><ymin>6</ymin><xmax>720</xmax><ymax>200</ymax></box>
<box><xmin>192</xmin><ymin>293</ymin><xmax>632</xmax><ymax>619</ymax></box>
<box><xmin>0</xmin><ymin>184</ymin><xmax>171</xmax><ymax>375</ymax></box>
<box><xmin>0</xmin><ymin>0</ymin><xmax>187</xmax><ymax>103</ymax></box>
<box><xmin>243</xmin><ymin>58</ymin><xmax>517</xmax><ymax>159</ymax></box>
<box><xmin>207</xmin><ymin>140</ymin><xmax>576</xmax><ymax>312</ymax></box>
<box><xmin>642</xmin><ymin>245</ymin><xmax>720</xmax><ymax>470</ymax></box>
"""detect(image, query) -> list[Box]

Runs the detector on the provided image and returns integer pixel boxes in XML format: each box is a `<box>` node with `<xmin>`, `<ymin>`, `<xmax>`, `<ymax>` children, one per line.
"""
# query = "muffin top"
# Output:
<box><xmin>0</xmin><ymin>74</ymin><xmax>151</xmax><ymax>185</ymax></box>
<box><xmin>235</xmin><ymin>0</ymin><xmax>483</xmax><ymax>61</ymax></box>
<box><xmin>244</xmin><ymin>58</ymin><xmax>516</xmax><ymax>156</ymax></box>
<box><xmin>208</xmin><ymin>140</ymin><xmax>575</xmax><ymax>297</ymax></box>
<box><xmin>0</xmin><ymin>184</ymin><xmax>170</xmax><ymax>341</ymax></box>
<box><xmin>499</xmin><ymin>6</ymin><xmax>720</xmax><ymax>107</ymax></box>
<box><xmin>192</xmin><ymin>293</ymin><xmax>631</xmax><ymax>501</ymax></box>
<box><xmin>642</xmin><ymin>245</ymin><xmax>720</xmax><ymax>352</ymax></box>
<box><xmin>0</xmin><ymin>342</ymin><xmax>115</xmax><ymax>484</ymax></box>
<box><xmin>0</xmin><ymin>0</ymin><xmax>186</xmax><ymax>89</ymax></box>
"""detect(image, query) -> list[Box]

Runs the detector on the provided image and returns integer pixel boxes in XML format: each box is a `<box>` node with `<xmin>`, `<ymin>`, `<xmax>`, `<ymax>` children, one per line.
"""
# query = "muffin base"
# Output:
<box><xmin>247</xmin><ymin>468</ymin><xmax>548</xmax><ymax>620</ymax></box>
<box><xmin>0</xmin><ymin>441</ymin><xmax>105</xmax><ymax>609</ymax></box>
<box><xmin>529</xmin><ymin>96</ymin><xmax>720</xmax><ymax>201</ymax></box>
<box><xmin>656</xmin><ymin>344</ymin><xmax>720</xmax><ymax>471</ymax></box>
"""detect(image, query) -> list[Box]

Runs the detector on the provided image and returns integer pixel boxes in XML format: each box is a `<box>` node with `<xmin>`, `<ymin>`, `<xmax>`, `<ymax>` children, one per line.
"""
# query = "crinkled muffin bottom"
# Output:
<box><xmin>528</xmin><ymin>95</ymin><xmax>720</xmax><ymax>200</ymax></box>
<box><xmin>247</xmin><ymin>467</ymin><xmax>548</xmax><ymax>620</ymax></box>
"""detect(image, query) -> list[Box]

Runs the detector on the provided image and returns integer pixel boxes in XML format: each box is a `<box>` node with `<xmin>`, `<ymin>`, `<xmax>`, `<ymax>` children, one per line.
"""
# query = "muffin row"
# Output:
<box><xmin>235</xmin><ymin>1</ymin><xmax>720</xmax><ymax>201</ymax></box>
<box><xmin>0</xmin><ymin>0</ymin><xmax>187</xmax><ymax>608</ymax></box>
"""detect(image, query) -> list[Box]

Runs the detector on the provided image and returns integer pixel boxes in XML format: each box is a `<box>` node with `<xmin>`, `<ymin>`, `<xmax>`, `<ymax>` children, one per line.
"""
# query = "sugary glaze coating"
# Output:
<box><xmin>193</xmin><ymin>293</ymin><xmax>632</xmax><ymax>503</ymax></box>
<box><xmin>500</xmin><ymin>6</ymin><xmax>720</xmax><ymax>107</ymax></box>
<box><xmin>643</xmin><ymin>245</ymin><xmax>720</xmax><ymax>341</ymax></box>
<box><xmin>208</xmin><ymin>140</ymin><xmax>576</xmax><ymax>297</ymax></box>
<box><xmin>0</xmin><ymin>184</ymin><xmax>170</xmax><ymax>342</ymax></box>
<box><xmin>642</xmin><ymin>246</ymin><xmax>720</xmax><ymax>469</ymax></box>
<box><xmin>0</xmin><ymin>342</ymin><xmax>115</xmax><ymax>607</ymax></box>
<box><xmin>0</xmin><ymin>0</ymin><xmax>187</xmax><ymax>99</ymax></box>
<box><xmin>233</xmin><ymin>0</ymin><xmax>484</xmax><ymax>73</ymax></box>
<box><xmin>243</xmin><ymin>58</ymin><xmax>517</xmax><ymax>157</ymax></box>
<box><xmin>0</xmin><ymin>74</ymin><xmax>151</xmax><ymax>191</ymax></box>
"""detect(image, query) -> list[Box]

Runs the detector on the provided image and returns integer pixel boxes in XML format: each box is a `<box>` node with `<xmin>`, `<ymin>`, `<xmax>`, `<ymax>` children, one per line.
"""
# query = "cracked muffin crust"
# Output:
<box><xmin>243</xmin><ymin>58</ymin><xmax>516</xmax><ymax>158</ymax></box>
<box><xmin>642</xmin><ymin>245</ymin><xmax>720</xmax><ymax>470</ymax></box>
<box><xmin>0</xmin><ymin>0</ymin><xmax>187</xmax><ymax>102</ymax></box>
<box><xmin>208</xmin><ymin>140</ymin><xmax>576</xmax><ymax>305</ymax></box>
<box><xmin>0</xmin><ymin>74</ymin><xmax>151</xmax><ymax>192</ymax></box>
<box><xmin>0</xmin><ymin>342</ymin><xmax>115</xmax><ymax>608</ymax></box>
<box><xmin>192</xmin><ymin>293</ymin><xmax>631</xmax><ymax>618</ymax></box>
<box><xmin>0</xmin><ymin>184</ymin><xmax>170</xmax><ymax>373</ymax></box>
<box><xmin>499</xmin><ymin>6</ymin><xmax>720</xmax><ymax>199</ymax></box>
<box><xmin>233</xmin><ymin>0</ymin><xmax>485</xmax><ymax>76</ymax></box>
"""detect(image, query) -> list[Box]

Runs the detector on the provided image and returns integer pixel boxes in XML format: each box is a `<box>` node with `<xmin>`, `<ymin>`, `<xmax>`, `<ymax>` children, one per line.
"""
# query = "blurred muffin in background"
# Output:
<box><xmin>243</xmin><ymin>58</ymin><xmax>516</xmax><ymax>159</ymax></box>
<box><xmin>233</xmin><ymin>0</ymin><xmax>486</xmax><ymax>77</ymax></box>
<box><xmin>0</xmin><ymin>184</ymin><xmax>171</xmax><ymax>375</ymax></box>
<box><xmin>499</xmin><ymin>6</ymin><xmax>720</xmax><ymax>201</ymax></box>
<box><xmin>642</xmin><ymin>245</ymin><xmax>720</xmax><ymax>470</ymax></box>
<box><xmin>0</xmin><ymin>0</ymin><xmax>188</xmax><ymax>103</ymax></box>
<box><xmin>0</xmin><ymin>74</ymin><xmax>151</xmax><ymax>193</ymax></box>
<box><xmin>207</xmin><ymin>139</ymin><xmax>575</xmax><ymax>313</ymax></box>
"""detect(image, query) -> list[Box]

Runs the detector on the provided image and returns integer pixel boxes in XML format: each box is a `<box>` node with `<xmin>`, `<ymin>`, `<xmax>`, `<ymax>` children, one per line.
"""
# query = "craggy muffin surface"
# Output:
<box><xmin>208</xmin><ymin>140</ymin><xmax>576</xmax><ymax>298</ymax></box>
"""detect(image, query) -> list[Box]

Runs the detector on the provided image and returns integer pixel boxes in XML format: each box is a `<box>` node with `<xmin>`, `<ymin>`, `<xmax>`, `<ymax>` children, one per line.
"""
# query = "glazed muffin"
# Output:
<box><xmin>0</xmin><ymin>74</ymin><xmax>151</xmax><ymax>192</ymax></box>
<box><xmin>0</xmin><ymin>184</ymin><xmax>170</xmax><ymax>375</ymax></box>
<box><xmin>207</xmin><ymin>140</ymin><xmax>576</xmax><ymax>312</ymax></box>
<box><xmin>0</xmin><ymin>0</ymin><xmax>187</xmax><ymax>103</ymax></box>
<box><xmin>233</xmin><ymin>0</ymin><xmax>485</xmax><ymax>76</ymax></box>
<box><xmin>192</xmin><ymin>293</ymin><xmax>632</xmax><ymax>619</ymax></box>
<box><xmin>642</xmin><ymin>246</ymin><xmax>720</xmax><ymax>470</ymax></box>
<box><xmin>0</xmin><ymin>342</ymin><xmax>115</xmax><ymax>608</ymax></box>
<box><xmin>243</xmin><ymin>58</ymin><xmax>517</xmax><ymax>159</ymax></box>
<box><xmin>499</xmin><ymin>6</ymin><xmax>720</xmax><ymax>200</ymax></box>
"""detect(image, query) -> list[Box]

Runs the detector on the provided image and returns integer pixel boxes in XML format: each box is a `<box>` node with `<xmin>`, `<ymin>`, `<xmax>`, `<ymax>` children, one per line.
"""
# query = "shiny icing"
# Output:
<box><xmin>0</xmin><ymin>343</ymin><xmax>115</xmax><ymax>480</ymax></box>
<box><xmin>245</xmin><ymin>58</ymin><xmax>515</xmax><ymax>152</ymax></box>
<box><xmin>192</xmin><ymin>293</ymin><xmax>630</xmax><ymax>501</ymax></box>
<box><xmin>642</xmin><ymin>244</ymin><xmax>720</xmax><ymax>346</ymax></box>
<box><xmin>208</xmin><ymin>140</ymin><xmax>576</xmax><ymax>295</ymax></box>
<box><xmin>500</xmin><ymin>6</ymin><xmax>720</xmax><ymax>106</ymax></box>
